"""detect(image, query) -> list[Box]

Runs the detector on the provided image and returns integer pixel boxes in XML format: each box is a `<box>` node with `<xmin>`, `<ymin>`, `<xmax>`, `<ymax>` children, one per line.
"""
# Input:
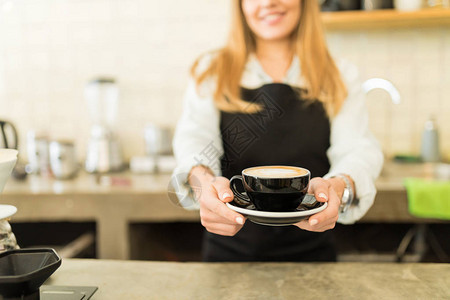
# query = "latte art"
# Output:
<box><xmin>244</xmin><ymin>166</ymin><xmax>308</xmax><ymax>178</ymax></box>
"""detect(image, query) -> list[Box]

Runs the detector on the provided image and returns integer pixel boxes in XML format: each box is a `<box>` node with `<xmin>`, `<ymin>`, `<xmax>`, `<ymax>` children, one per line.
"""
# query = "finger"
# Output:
<box><xmin>308</xmin><ymin>177</ymin><xmax>329</xmax><ymax>202</ymax></box>
<box><xmin>294</xmin><ymin>220</ymin><xmax>310</xmax><ymax>230</ymax></box>
<box><xmin>294</xmin><ymin>218</ymin><xmax>336</xmax><ymax>232</ymax></box>
<box><xmin>204</xmin><ymin>223</ymin><xmax>244</xmax><ymax>236</ymax></box>
<box><xmin>314</xmin><ymin>221</ymin><xmax>337</xmax><ymax>231</ymax></box>
<box><xmin>212</xmin><ymin>177</ymin><xmax>234</xmax><ymax>202</ymax></box>
<box><xmin>201</xmin><ymin>189</ymin><xmax>245</xmax><ymax>225</ymax></box>
<box><xmin>200</xmin><ymin>205</ymin><xmax>243</xmax><ymax>225</ymax></box>
<box><xmin>308</xmin><ymin>187</ymin><xmax>340</xmax><ymax>227</ymax></box>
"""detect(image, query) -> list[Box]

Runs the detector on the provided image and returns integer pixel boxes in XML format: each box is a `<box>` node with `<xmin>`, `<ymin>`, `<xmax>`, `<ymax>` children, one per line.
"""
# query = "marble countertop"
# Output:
<box><xmin>3</xmin><ymin>161</ymin><xmax>437</xmax><ymax>196</ymax></box>
<box><xmin>47</xmin><ymin>259</ymin><xmax>450</xmax><ymax>300</ymax></box>
<box><xmin>2</xmin><ymin>171</ymin><xmax>172</xmax><ymax>195</ymax></box>
<box><xmin>2</xmin><ymin>161</ymin><xmax>445</xmax><ymax>259</ymax></box>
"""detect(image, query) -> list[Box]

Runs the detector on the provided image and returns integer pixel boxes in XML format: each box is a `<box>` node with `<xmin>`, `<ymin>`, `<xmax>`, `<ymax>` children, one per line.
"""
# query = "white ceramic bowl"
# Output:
<box><xmin>0</xmin><ymin>149</ymin><xmax>18</xmax><ymax>193</ymax></box>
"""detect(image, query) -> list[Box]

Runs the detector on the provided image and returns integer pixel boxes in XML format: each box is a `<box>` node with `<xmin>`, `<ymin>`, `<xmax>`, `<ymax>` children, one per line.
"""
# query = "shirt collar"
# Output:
<box><xmin>242</xmin><ymin>53</ymin><xmax>301</xmax><ymax>88</ymax></box>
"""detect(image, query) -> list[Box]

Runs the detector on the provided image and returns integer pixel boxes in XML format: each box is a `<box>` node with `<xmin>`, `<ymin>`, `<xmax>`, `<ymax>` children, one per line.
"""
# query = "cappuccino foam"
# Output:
<box><xmin>244</xmin><ymin>166</ymin><xmax>308</xmax><ymax>178</ymax></box>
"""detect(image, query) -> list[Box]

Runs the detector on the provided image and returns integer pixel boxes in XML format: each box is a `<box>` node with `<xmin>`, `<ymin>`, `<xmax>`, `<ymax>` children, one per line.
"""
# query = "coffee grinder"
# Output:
<box><xmin>85</xmin><ymin>78</ymin><xmax>124</xmax><ymax>173</ymax></box>
<box><xmin>0</xmin><ymin>150</ymin><xmax>98</xmax><ymax>300</ymax></box>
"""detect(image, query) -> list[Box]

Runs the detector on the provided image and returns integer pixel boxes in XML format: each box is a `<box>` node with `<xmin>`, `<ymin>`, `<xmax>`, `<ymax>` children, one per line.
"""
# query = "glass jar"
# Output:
<box><xmin>0</xmin><ymin>219</ymin><xmax>19</xmax><ymax>252</ymax></box>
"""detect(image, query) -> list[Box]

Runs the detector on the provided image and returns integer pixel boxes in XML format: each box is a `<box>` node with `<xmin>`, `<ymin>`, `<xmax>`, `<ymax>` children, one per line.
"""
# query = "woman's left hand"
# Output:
<box><xmin>294</xmin><ymin>177</ymin><xmax>341</xmax><ymax>232</ymax></box>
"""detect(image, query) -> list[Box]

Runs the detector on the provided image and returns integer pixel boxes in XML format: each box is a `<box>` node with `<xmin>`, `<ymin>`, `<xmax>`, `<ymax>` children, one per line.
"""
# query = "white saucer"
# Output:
<box><xmin>226</xmin><ymin>194</ymin><xmax>327</xmax><ymax>226</ymax></box>
<box><xmin>0</xmin><ymin>205</ymin><xmax>17</xmax><ymax>220</ymax></box>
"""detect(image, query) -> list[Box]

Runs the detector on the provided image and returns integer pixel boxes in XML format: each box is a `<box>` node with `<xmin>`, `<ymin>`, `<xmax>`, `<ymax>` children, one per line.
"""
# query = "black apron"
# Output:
<box><xmin>202</xmin><ymin>83</ymin><xmax>336</xmax><ymax>262</ymax></box>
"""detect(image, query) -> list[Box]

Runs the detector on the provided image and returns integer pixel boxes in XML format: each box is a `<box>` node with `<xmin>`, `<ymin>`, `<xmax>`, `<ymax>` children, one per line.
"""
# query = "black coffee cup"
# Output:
<box><xmin>229</xmin><ymin>165</ymin><xmax>310</xmax><ymax>212</ymax></box>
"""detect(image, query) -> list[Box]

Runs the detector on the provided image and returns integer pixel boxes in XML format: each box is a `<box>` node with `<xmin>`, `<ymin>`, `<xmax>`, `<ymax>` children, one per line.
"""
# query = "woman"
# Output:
<box><xmin>172</xmin><ymin>0</ymin><xmax>383</xmax><ymax>262</ymax></box>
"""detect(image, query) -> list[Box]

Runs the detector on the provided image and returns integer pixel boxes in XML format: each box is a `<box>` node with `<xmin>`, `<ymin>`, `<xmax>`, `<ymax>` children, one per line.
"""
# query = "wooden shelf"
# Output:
<box><xmin>322</xmin><ymin>8</ymin><xmax>450</xmax><ymax>30</ymax></box>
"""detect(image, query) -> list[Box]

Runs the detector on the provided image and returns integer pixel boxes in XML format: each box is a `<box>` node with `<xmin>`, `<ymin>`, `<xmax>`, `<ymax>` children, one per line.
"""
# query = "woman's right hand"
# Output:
<box><xmin>189</xmin><ymin>166</ymin><xmax>246</xmax><ymax>236</ymax></box>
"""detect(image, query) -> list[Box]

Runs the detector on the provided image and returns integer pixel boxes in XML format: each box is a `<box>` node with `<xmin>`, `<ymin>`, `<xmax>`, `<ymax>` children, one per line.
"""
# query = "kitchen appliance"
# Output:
<box><xmin>0</xmin><ymin>121</ymin><xmax>18</xmax><ymax>150</ymax></box>
<box><xmin>0</xmin><ymin>248</ymin><xmax>61</xmax><ymax>300</ymax></box>
<box><xmin>0</xmin><ymin>149</ymin><xmax>17</xmax><ymax>193</ymax></box>
<box><xmin>0</xmin><ymin>219</ymin><xmax>18</xmax><ymax>254</ymax></box>
<box><xmin>340</xmin><ymin>0</ymin><xmax>361</xmax><ymax>10</ymax></box>
<box><xmin>145</xmin><ymin>124</ymin><xmax>173</xmax><ymax>172</ymax></box>
<box><xmin>0</xmin><ymin>149</ymin><xmax>19</xmax><ymax>252</ymax></box>
<box><xmin>85</xmin><ymin>78</ymin><xmax>124</xmax><ymax>173</ymax></box>
<box><xmin>0</xmin><ymin>121</ymin><xmax>27</xmax><ymax>180</ymax></box>
<box><xmin>321</xmin><ymin>0</ymin><xmax>361</xmax><ymax>11</ymax></box>
<box><xmin>421</xmin><ymin>116</ymin><xmax>441</xmax><ymax>163</ymax></box>
<box><xmin>0</xmin><ymin>248</ymin><xmax>98</xmax><ymax>300</ymax></box>
<box><xmin>26</xmin><ymin>131</ymin><xmax>52</xmax><ymax>176</ymax></box>
<box><xmin>25</xmin><ymin>131</ymin><xmax>39</xmax><ymax>174</ymax></box>
<box><xmin>0</xmin><ymin>152</ymin><xmax>98</xmax><ymax>300</ymax></box>
<box><xmin>49</xmin><ymin>140</ymin><xmax>79</xmax><ymax>179</ymax></box>
<box><xmin>145</xmin><ymin>124</ymin><xmax>173</xmax><ymax>156</ymax></box>
<box><xmin>0</xmin><ymin>205</ymin><xmax>19</xmax><ymax>252</ymax></box>
<box><xmin>320</xmin><ymin>0</ymin><xmax>340</xmax><ymax>11</ymax></box>
<box><xmin>362</xmin><ymin>0</ymin><xmax>393</xmax><ymax>10</ymax></box>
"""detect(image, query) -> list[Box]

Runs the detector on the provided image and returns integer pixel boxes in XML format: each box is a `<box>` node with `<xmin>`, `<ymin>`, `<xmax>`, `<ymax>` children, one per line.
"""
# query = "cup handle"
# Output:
<box><xmin>229</xmin><ymin>175</ymin><xmax>251</xmax><ymax>206</ymax></box>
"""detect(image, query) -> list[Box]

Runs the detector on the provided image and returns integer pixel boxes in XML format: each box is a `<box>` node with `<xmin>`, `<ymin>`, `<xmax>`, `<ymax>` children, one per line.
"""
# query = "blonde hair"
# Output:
<box><xmin>191</xmin><ymin>0</ymin><xmax>347</xmax><ymax>117</ymax></box>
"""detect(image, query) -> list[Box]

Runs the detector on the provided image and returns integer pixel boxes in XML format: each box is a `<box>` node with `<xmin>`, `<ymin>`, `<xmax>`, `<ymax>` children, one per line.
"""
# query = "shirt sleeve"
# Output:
<box><xmin>170</xmin><ymin>78</ymin><xmax>223</xmax><ymax>210</ymax></box>
<box><xmin>324</xmin><ymin>60</ymin><xmax>384</xmax><ymax>224</ymax></box>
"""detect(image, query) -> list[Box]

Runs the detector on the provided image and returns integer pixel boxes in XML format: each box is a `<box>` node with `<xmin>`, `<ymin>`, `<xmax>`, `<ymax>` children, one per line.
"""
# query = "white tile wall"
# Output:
<box><xmin>327</xmin><ymin>27</ymin><xmax>450</xmax><ymax>160</ymax></box>
<box><xmin>0</xmin><ymin>0</ymin><xmax>448</xmax><ymax>162</ymax></box>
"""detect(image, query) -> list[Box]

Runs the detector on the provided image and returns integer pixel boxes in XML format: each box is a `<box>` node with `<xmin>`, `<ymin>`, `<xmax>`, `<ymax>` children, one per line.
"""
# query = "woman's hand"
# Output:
<box><xmin>294</xmin><ymin>177</ymin><xmax>343</xmax><ymax>232</ymax></box>
<box><xmin>189</xmin><ymin>166</ymin><xmax>246</xmax><ymax>236</ymax></box>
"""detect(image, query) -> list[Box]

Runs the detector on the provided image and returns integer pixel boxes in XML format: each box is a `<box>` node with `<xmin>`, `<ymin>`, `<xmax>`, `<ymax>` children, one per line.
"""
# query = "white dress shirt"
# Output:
<box><xmin>171</xmin><ymin>54</ymin><xmax>384</xmax><ymax>224</ymax></box>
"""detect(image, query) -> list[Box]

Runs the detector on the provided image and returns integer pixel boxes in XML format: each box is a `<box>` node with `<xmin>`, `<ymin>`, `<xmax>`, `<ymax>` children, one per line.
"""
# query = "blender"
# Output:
<box><xmin>84</xmin><ymin>78</ymin><xmax>124</xmax><ymax>173</ymax></box>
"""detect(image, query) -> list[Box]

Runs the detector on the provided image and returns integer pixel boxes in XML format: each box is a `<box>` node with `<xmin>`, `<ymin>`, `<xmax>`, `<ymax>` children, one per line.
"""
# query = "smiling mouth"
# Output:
<box><xmin>260</xmin><ymin>12</ymin><xmax>286</xmax><ymax>24</ymax></box>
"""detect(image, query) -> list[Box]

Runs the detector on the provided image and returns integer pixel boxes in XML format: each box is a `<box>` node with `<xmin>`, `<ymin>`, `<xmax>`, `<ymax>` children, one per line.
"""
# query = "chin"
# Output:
<box><xmin>256</xmin><ymin>30</ymin><xmax>292</xmax><ymax>42</ymax></box>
